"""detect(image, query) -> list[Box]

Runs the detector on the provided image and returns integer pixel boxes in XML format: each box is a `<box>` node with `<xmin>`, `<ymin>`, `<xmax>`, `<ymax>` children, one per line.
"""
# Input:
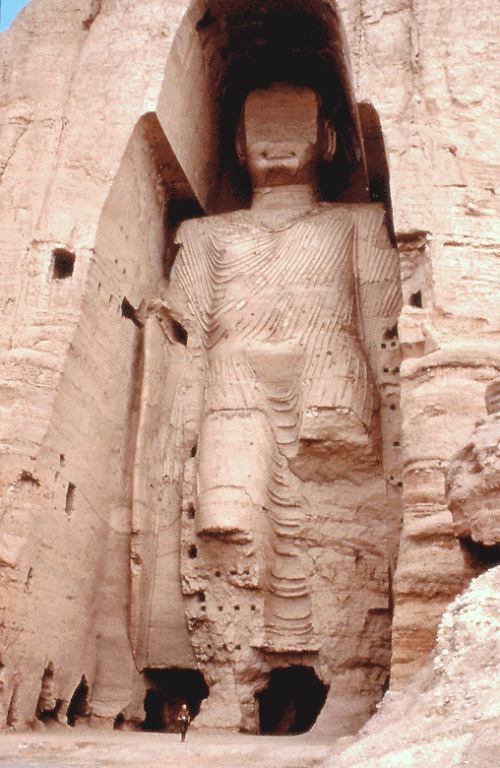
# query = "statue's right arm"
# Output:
<box><xmin>149</xmin><ymin>218</ymin><xmax>207</xmax><ymax>343</ymax></box>
<box><xmin>129</xmin><ymin>223</ymin><xmax>206</xmax><ymax>660</ymax></box>
<box><xmin>140</xmin><ymin>223</ymin><xmax>207</xmax><ymax>452</ymax></box>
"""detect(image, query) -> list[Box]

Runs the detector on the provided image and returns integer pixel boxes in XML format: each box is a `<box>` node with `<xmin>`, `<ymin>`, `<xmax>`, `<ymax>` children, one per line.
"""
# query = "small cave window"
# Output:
<box><xmin>256</xmin><ymin>666</ymin><xmax>329</xmax><ymax>735</ymax></box>
<box><xmin>142</xmin><ymin>668</ymin><xmax>209</xmax><ymax>733</ymax></box>
<box><xmin>67</xmin><ymin>676</ymin><xmax>90</xmax><ymax>726</ymax></box>
<box><xmin>121</xmin><ymin>297</ymin><xmax>144</xmax><ymax>328</ymax></box>
<box><xmin>19</xmin><ymin>470</ymin><xmax>40</xmax><ymax>486</ymax></box>
<box><xmin>172</xmin><ymin>319</ymin><xmax>188</xmax><ymax>346</ymax></box>
<box><xmin>409</xmin><ymin>290</ymin><xmax>423</xmax><ymax>308</ymax></box>
<box><xmin>188</xmin><ymin>544</ymin><xmax>198</xmax><ymax>559</ymax></box>
<box><xmin>6</xmin><ymin>686</ymin><xmax>19</xmax><ymax>728</ymax></box>
<box><xmin>113</xmin><ymin>712</ymin><xmax>126</xmax><ymax>730</ymax></box>
<box><xmin>65</xmin><ymin>482</ymin><xmax>75</xmax><ymax>517</ymax></box>
<box><xmin>383</xmin><ymin>324</ymin><xmax>398</xmax><ymax>340</ymax></box>
<box><xmin>51</xmin><ymin>249</ymin><xmax>75</xmax><ymax>280</ymax></box>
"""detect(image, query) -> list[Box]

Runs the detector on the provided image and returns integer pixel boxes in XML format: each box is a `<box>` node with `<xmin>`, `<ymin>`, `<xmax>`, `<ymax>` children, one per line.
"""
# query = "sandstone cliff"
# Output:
<box><xmin>0</xmin><ymin>0</ymin><xmax>498</xmax><ymax>745</ymax></box>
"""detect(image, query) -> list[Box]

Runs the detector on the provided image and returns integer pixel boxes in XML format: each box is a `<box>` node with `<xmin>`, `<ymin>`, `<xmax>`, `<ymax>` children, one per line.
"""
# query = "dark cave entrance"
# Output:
<box><xmin>256</xmin><ymin>665</ymin><xmax>329</xmax><ymax>735</ymax></box>
<box><xmin>35</xmin><ymin>663</ymin><xmax>62</xmax><ymax>724</ymax></box>
<box><xmin>142</xmin><ymin>668</ymin><xmax>209</xmax><ymax>732</ymax></box>
<box><xmin>460</xmin><ymin>536</ymin><xmax>500</xmax><ymax>571</ymax></box>
<box><xmin>67</xmin><ymin>675</ymin><xmax>90</xmax><ymax>726</ymax></box>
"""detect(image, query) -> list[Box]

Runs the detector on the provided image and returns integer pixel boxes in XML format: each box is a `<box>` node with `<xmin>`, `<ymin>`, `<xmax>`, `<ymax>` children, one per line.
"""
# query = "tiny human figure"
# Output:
<box><xmin>177</xmin><ymin>703</ymin><xmax>191</xmax><ymax>742</ymax></box>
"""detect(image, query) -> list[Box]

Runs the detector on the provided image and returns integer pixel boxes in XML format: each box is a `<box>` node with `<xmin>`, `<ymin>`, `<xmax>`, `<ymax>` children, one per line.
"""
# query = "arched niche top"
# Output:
<box><xmin>156</xmin><ymin>0</ymin><xmax>390</xmax><ymax>217</ymax></box>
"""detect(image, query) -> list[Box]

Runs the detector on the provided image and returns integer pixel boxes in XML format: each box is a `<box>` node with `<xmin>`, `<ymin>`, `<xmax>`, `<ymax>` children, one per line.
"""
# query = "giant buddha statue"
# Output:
<box><xmin>134</xmin><ymin>81</ymin><xmax>403</xmax><ymax>731</ymax></box>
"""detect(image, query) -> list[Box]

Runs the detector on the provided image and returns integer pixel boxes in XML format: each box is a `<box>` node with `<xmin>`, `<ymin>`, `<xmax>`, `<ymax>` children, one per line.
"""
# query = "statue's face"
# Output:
<box><xmin>242</xmin><ymin>85</ymin><xmax>322</xmax><ymax>188</ymax></box>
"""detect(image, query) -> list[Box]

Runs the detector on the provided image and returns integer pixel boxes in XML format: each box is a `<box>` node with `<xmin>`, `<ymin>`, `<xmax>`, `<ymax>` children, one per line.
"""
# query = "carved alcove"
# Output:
<box><xmin>123</xmin><ymin>0</ymin><xmax>403</xmax><ymax>737</ymax></box>
<box><xmin>156</xmin><ymin>0</ymin><xmax>394</xmax><ymax>223</ymax></box>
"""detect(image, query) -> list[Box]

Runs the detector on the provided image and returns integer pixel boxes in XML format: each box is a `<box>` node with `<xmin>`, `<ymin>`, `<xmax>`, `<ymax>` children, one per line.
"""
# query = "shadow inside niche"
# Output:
<box><xmin>256</xmin><ymin>665</ymin><xmax>329</xmax><ymax>735</ymax></box>
<box><xmin>67</xmin><ymin>676</ymin><xmax>90</xmax><ymax>726</ymax></box>
<box><xmin>142</xmin><ymin>668</ymin><xmax>209</xmax><ymax>732</ymax></box>
<box><xmin>460</xmin><ymin>537</ymin><xmax>500</xmax><ymax>571</ymax></box>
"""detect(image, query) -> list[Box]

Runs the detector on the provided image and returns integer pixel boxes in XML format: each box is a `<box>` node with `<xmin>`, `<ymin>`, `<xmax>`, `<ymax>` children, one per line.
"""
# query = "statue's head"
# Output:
<box><xmin>237</xmin><ymin>82</ymin><xmax>336</xmax><ymax>188</ymax></box>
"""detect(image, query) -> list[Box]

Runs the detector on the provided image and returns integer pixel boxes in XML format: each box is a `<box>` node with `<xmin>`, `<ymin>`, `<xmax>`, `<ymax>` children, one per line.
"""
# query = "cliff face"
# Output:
<box><xmin>338</xmin><ymin>0</ymin><xmax>500</xmax><ymax>687</ymax></box>
<box><xmin>446</xmin><ymin>379</ymin><xmax>500</xmax><ymax>548</ymax></box>
<box><xmin>0</xmin><ymin>0</ymin><xmax>498</xmax><ymax>737</ymax></box>
<box><xmin>0</xmin><ymin>0</ymin><xmax>190</xmax><ymax>727</ymax></box>
<box><xmin>328</xmin><ymin>565</ymin><xmax>500</xmax><ymax>767</ymax></box>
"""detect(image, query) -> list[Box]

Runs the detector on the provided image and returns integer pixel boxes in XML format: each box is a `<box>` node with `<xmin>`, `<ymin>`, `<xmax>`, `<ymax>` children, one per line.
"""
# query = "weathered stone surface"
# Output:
<box><xmin>0</xmin><ymin>567</ymin><xmax>498</xmax><ymax>766</ymax></box>
<box><xmin>0</xmin><ymin>0</ymin><xmax>499</xmax><ymax>751</ymax></box>
<box><xmin>327</xmin><ymin>566</ymin><xmax>500</xmax><ymax>767</ymax></box>
<box><xmin>446</xmin><ymin>379</ymin><xmax>500</xmax><ymax>546</ymax></box>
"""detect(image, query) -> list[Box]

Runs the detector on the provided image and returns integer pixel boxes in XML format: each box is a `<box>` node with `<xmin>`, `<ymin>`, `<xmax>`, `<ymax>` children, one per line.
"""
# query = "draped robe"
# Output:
<box><xmin>132</xmin><ymin>202</ymin><xmax>401</xmax><ymax>656</ymax></box>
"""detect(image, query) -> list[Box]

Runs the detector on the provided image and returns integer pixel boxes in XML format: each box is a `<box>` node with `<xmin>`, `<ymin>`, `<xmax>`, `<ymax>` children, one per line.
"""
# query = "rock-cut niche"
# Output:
<box><xmin>128</xmin><ymin>0</ymin><xmax>403</xmax><ymax>737</ymax></box>
<box><xmin>142</xmin><ymin>669</ymin><xmax>209</xmax><ymax>732</ymax></box>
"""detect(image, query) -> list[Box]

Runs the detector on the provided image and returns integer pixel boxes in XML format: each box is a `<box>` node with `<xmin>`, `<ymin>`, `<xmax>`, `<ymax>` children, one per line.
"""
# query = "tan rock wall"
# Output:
<box><xmin>0</xmin><ymin>112</ymin><xmax>171</xmax><ymax>725</ymax></box>
<box><xmin>337</xmin><ymin>0</ymin><xmax>500</xmax><ymax>684</ymax></box>
<box><xmin>1</xmin><ymin>0</ymin><xmax>498</xmax><ymax>731</ymax></box>
<box><xmin>0</xmin><ymin>0</ymin><xmax>190</xmax><ymax>727</ymax></box>
<box><xmin>446</xmin><ymin>379</ymin><xmax>500</xmax><ymax>547</ymax></box>
<box><xmin>328</xmin><ymin>565</ymin><xmax>500</xmax><ymax>767</ymax></box>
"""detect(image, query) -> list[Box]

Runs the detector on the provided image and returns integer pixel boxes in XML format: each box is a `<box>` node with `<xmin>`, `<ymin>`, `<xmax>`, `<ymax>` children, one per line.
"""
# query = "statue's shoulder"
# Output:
<box><xmin>174</xmin><ymin>214</ymin><xmax>207</xmax><ymax>244</ymax></box>
<box><xmin>175</xmin><ymin>209</ymin><xmax>251</xmax><ymax>244</ymax></box>
<box><xmin>317</xmin><ymin>201</ymin><xmax>386</xmax><ymax>225</ymax></box>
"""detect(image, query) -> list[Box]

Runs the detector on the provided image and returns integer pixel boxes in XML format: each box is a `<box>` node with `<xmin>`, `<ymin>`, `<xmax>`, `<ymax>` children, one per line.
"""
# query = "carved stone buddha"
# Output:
<box><xmin>136</xmin><ymin>82</ymin><xmax>402</xmax><ymax>730</ymax></box>
<box><xmin>159</xmin><ymin>83</ymin><xmax>401</xmax><ymax>650</ymax></box>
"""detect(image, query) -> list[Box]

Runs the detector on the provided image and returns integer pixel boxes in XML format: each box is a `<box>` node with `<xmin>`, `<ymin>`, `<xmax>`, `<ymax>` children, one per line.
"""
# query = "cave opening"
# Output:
<box><xmin>409</xmin><ymin>290</ymin><xmax>423</xmax><ymax>308</ymax></box>
<box><xmin>142</xmin><ymin>668</ymin><xmax>209</xmax><ymax>732</ymax></box>
<box><xmin>460</xmin><ymin>536</ymin><xmax>500</xmax><ymax>571</ymax></box>
<box><xmin>51</xmin><ymin>248</ymin><xmax>75</xmax><ymax>279</ymax></box>
<box><xmin>256</xmin><ymin>665</ymin><xmax>329</xmax><ymax>735</ymax></box>
<box><xmin>35</xmin><ymin>663</ymin><xmax>62</xmax><ymax>723</ymax></box>
<box><xmin>67</xmin><ymin>675</ymin><xmax>90</xmax><ymax>726</ymax></box>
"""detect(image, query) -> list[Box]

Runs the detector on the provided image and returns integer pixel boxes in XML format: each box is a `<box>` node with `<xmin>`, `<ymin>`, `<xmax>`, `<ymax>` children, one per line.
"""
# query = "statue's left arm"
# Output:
<box><xmin>354</xmin><ymin>206</ymin><xmax>402</xmax><ymax>393</ymax></box>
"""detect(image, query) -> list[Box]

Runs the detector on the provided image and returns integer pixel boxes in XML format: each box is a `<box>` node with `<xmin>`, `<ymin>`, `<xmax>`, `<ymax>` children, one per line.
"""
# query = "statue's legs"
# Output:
<box><xmin>258</xmin><ymin>379</ymin><xmax>318</xmax><ymax>652</ymax></box>
<box><xmin>195</xmin><ymin>359</ymin><xmax>319</xmax><ymax>652</ymax></box>
<box><xmin>260</xmin><ymin>450</ymin><xmax>318</xmax><ymax>652</ymax></box>
<box><xmin>195</xmin><ymin>408</ymin><xmax>273</xmax><ymax>543</ymax></box>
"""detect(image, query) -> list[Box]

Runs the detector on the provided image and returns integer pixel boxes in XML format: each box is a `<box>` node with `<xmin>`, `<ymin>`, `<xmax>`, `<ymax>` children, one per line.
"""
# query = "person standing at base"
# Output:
<box><xmin>177</xmin><ymin>703</ymin><xmax>191</xmax><ymax>742</ymax></box>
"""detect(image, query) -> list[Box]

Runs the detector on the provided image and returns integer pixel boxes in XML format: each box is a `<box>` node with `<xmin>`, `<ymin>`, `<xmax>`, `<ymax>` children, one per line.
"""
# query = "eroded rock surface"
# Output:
<box><xmin>328</xmin><ymin>566</ymin><xmax>500</xmax><ymax>767</ymax></box>
<box><xmin>0</xmin><ymin>0</ymin><xmax>499</xmax><ymax>749</ymax></box>
<box><xmin>446</xmin><ymin>380</ymin><xmax>500</xmax><ymax>547</ymax></box>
